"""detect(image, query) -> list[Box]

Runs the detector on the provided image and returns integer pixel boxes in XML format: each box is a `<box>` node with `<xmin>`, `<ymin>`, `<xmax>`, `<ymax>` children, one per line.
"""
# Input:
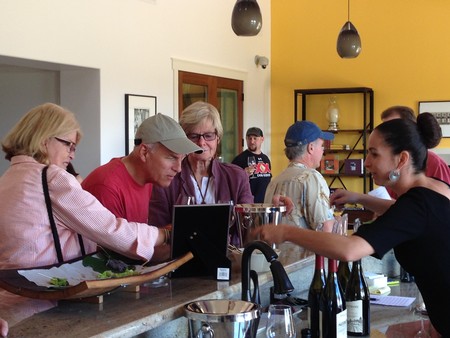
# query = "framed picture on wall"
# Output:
<box><xmin>418</xmin><ymin>100</ymin><xmax>450</xmax><ymax>137</ymax></box>
<box><xmin>125</xmin><ymin>94</ymin><xmax>157</xmax><ymax>154</ymax></box>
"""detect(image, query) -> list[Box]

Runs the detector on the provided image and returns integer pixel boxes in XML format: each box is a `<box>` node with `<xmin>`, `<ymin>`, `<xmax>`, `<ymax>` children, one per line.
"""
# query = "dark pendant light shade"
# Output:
<box><xmin>337</xmin><ymin>21</ymin><xmax>362</xmax><ymax>58</ymax></box>
<box><xmin>231</xmin><ymin>0</ymin><xmax>262</xmax><ymax>36</ymax></box>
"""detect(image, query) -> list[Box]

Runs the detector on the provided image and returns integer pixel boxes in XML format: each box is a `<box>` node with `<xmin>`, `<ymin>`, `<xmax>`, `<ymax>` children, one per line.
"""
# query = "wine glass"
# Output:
<box><xmin>412</xmin><ymin>293</ymin><xmax>430</xmax><ymax>338</ymax></box>
<box><xmin>247</xmin><ymin>156</ymin><xmax>257</xmax><ymax>176</ymax></box>
<box><xmin>266</xmin><ymin>304</ymin><xmax>296</xmax><ymax>338</ymax></box>
<box><xmin>175</xmin><ymin>194</ymin><xmax>196</xmax><ymax>205</ymax></box>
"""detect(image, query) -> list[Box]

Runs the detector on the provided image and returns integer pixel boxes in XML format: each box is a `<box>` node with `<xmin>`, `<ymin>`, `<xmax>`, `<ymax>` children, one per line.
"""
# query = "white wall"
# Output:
<box><xmin>0</xmin><ymin>0</ymin><xmax>271</xmax><ymax>175</ymax></box>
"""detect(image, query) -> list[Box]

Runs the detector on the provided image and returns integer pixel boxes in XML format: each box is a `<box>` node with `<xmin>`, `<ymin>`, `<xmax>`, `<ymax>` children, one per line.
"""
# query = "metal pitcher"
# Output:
<box><xmin>234</xmin><ymin>203</ymin><xmax>286</xmax><ymax>247</ymax></box>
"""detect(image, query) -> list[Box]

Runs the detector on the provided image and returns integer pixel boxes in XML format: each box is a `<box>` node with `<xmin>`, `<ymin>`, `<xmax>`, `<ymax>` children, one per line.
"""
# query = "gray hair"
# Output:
<box><xmin>179</xmin><ymin>101</ymin><xmax>224</xmax><ymax>139</ymax></box>
<box><xmin>284</xmin><ymin>144</ymin><xmax>308</xmax><ymax>161</ymax></box>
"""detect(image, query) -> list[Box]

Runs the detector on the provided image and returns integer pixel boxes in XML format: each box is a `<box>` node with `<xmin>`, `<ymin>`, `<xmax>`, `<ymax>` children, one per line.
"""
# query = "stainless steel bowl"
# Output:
<box><xmin>185</xmin><ymin>299</ymin><xmax>260</xmax><ymax>338</ymax></box>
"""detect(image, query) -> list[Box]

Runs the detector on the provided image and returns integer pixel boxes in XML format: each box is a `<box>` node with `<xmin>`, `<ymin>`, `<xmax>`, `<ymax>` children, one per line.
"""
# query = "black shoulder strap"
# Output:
<box><xmin>42</xmin><ymin>166</ymin><xmax>64</xmax><ymax>263</ymax></box>
<box><xmin>42</xmin><ymin>166</ymin><xmax>86</xmax><ymax>263</ymax></box>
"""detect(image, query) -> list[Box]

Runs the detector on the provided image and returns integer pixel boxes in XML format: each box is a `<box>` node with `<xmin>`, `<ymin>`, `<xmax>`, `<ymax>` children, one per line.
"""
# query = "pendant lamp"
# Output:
<box><xmin>231</xmin><ymin>0</ymin><xmax>262</xmax><ymax>36</ymax></box>
<box><xmin>336</xmin><ymin>0</ymin><xmax>361</xmax><ymax>58</ymax></box>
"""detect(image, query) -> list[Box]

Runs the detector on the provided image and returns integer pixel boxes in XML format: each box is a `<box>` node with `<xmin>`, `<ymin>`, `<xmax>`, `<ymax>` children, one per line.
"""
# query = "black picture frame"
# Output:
<box><xmin>170</xmin><ymin>204</ymin><xmax>232</xmax><ymax>280</ymax></box>
<box><xmin>418</xmin><ymin>100</ymin><xmax>450</xmax><ymax>138</ymax></box>
<box><xmin>125</xmin><ymin>94</ymin><xmax>157</xmax><ymax>154</ymax></box>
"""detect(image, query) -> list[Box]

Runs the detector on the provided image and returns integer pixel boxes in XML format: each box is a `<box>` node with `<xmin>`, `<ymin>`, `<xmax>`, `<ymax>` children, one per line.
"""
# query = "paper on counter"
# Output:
<box><xmin>368</xmin><ymin>186</ymin><xmax>392</xmax><ymax>200</ymax></box>
<box><xmin>369</xmin><ymin>285</ymin><xmax>391</xmax><ymax>296</ymax></box>
<box><xmin>370</xmin><ymin>295</ymin><xmax>416</xmax><ymax>307</ymax></box>
<box><xmin>365</xmin><ymin>272</ymin><xmax>388</xmax><ymax>288</ymax></box>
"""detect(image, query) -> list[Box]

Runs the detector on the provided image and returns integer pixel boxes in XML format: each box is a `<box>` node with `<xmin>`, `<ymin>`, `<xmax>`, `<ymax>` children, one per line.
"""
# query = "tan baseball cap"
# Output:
<box><xmin>135</xmin><ymin>113</ymin><xmax>203</xmax><ymax>154</ymax></box>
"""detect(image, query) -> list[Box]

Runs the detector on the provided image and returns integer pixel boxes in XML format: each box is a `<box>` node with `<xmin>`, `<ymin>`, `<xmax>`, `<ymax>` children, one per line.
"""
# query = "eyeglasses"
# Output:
<box><xmin>187</xmin><ymin>132</ymin><xmax>217</xmax><ymax>142</ymax></box>
<box><xmin>54</xmin><ymin>137</ymin><xmax>77</xmax><ymax>153</ymax></box>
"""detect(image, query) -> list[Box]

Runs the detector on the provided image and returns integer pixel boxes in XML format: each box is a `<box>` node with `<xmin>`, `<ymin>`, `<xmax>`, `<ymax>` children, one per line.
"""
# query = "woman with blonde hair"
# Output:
<box><xmin>0</xmin><ymin>103</ymin><xmax>168</xmax><ymax>270</ymax></box>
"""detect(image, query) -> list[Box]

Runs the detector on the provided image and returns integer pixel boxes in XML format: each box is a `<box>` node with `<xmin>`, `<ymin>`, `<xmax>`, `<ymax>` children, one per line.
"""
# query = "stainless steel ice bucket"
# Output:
<box><xmin>234</xmin><ymin>203</ymin><xmax>286</xmax><ymax>247</ymax></box>
<box><xmin>184</xmin><ymin>299</ymin><xmax>260</xmax><ymax>338</ymax></box>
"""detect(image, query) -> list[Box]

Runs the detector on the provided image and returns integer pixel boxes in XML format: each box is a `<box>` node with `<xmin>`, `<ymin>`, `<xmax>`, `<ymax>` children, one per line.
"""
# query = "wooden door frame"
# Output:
<box><xmin>178</xmin><ymin>70</ymin><xmax>244</xmax><ymax>154</ymax></box>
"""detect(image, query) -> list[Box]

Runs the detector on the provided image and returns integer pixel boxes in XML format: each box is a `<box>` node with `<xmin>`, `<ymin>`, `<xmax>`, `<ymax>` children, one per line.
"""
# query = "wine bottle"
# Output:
<box><xmin>308</xmin><ymin>254</ymin><xmax>326</xmax><ymax>338</ymax></box>
<box><xmin>301</xmin><ymin>328</ymin><xmax>313</xmax><ymax>338</ymax></box>
<box><xmin>345</xmin><ymin>218</ymin><xmax>370</xmax><ymax>336</ymax></box>
<box><xmin>337</xmin><ymin>260</ymin><xmax>350</xmax><ymax>294</ymax></box>
<box><xmin>337</xmin><ymin>214</ymin><xmax>350</xmax><ymax>295</ymax></box>
<box><xmin>345</xmin><ymin>257</ymin><xmax>370</xmax><ymax>336</ymax></box>
<box><xmin>320</xmin><ymin>258</ymin><xmax>347</xmax><ymax>338</ymax></box>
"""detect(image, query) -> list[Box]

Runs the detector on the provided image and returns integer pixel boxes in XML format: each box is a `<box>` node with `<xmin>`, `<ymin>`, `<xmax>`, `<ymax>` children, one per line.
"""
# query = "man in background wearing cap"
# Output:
<box><xmin>82</xmin><ymin>113</ymin><xmax>202</xmax><ymax>262</ymax></box>
<box><xmin>232</xmin><ymin>127</ymin><xmax>272</xmax><ymax>203</ymax></box>
<box><xmin>264</xmin><ymin>121</ymin><xmax>335</xmax><ymax>232</ymax></box>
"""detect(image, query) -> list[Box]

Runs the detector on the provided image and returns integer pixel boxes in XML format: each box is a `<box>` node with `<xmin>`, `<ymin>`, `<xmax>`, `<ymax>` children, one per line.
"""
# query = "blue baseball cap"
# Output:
<box><xmin>284</xmin><ymin>121</ymin><xmax>334</xmax><ymax>147</ymax></box>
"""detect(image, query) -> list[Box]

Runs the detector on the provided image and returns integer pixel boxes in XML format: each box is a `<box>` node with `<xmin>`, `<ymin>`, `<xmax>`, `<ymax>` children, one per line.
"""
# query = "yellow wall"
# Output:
<box><xmin>270</xmin><ymin>0</ymin><xmax>450</xmax><ymax>179</ymax></box>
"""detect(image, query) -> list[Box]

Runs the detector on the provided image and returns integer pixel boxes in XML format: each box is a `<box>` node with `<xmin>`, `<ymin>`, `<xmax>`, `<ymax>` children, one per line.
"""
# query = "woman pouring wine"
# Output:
<box><xmin>253</xmin><ymin>113</ymin><xmax>450</xmax><ymax>336</ymax></box>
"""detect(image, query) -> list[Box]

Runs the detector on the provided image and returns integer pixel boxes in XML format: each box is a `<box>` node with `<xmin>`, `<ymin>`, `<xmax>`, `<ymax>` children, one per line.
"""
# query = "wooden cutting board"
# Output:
<box><xmin>0</xmin><ymin>252</ymin><xmax>193</xmax><ymax>301</ymax></box>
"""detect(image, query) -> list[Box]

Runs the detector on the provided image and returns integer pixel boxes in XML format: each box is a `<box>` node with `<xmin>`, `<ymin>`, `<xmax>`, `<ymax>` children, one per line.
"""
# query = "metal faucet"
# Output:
<box><xmin>241</xmin><ymin>240</ymin><xmax>294</xmax><ymax>304</ymax></box>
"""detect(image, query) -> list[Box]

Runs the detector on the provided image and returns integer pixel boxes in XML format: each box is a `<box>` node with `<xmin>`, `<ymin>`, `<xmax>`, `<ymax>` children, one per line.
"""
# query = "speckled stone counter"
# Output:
<box><xmin>6</xmin><ymin>244</ymin><xmax>314</xmax><ymax>338</ymax></box>
<box><xmin>5</xmin><ymin>243</ymin><xmax>414</xmax><ymax>338</ymax></box>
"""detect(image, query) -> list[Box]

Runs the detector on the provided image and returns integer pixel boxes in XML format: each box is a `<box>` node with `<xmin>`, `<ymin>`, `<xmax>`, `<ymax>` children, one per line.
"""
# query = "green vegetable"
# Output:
<box><xmin>82</xmin><ymin>255</ymin><xmax>110</xmax><ymax>272</ymax></box>
<box><xmin>50</xmin><ymin>277</ymin><xmax>69</xmax><ymax>287</ymax></box>
<box><xmin>97</xmin><ymin>268</ymin><xmax>139</xmax><ymax>279</ymax></box>
<box><xmin>83</xmin><ymin>252</ymin><xmax>140</xmax><ymax>280</ymax></box>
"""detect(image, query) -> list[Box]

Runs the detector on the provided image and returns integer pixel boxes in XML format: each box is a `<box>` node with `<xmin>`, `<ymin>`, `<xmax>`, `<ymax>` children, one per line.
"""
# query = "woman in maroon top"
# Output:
<box><xmin>149</xmin><ymin>101</ymin><xmax>253</xmax><ymax>245</ymax></box>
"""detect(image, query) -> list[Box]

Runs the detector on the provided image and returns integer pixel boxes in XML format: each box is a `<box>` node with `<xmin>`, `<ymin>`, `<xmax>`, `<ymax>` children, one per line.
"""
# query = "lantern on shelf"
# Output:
<box><xmin>326</xmin><ymin>96</ymin><xmax>340</xmax><ymax>131</ymax></box>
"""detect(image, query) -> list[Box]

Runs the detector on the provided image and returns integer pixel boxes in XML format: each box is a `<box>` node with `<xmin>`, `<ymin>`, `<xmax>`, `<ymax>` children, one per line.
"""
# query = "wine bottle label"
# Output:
<box><xmin>319</xmin><ymin>311</ymin><xmax>323</xmax><ymax>338</ymax></box>
<box><xmin>308</xmin><ymin>306</ymin><xmax>311</xmax><ymax>328</ymax></box>
<box><xmin>336</xmin><ymin>309</ymin><xmax>347</xmax><ymax>338</ymax></box>
<box><xmin>347</xmin><ymin>300</ymin><xmax>363</xmax><ymax>333</ymax></box>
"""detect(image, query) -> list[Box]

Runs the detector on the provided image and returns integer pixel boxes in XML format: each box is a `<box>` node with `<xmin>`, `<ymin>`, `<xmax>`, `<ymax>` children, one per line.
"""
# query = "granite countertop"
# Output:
<box><xmin>6</xmin><ymin>244</ymin><xmax>313</xmax><ymax>338</ymax></box>
<box><xmin>6</xmin><ymin>244</ymin><xmax>429</xmax><ymax>338</ymax></box>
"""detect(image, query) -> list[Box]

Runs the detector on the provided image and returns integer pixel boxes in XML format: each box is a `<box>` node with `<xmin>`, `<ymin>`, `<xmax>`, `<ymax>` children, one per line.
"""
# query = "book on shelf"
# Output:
<box><xmin>344</xmin><ymin>158</ymin><xmax>363</xmax><ymax>175</ymax></box>
<box><xmin>320</xmin><ymin>154</ymin><xmax>339</xmax><ymax>174</ymax></box>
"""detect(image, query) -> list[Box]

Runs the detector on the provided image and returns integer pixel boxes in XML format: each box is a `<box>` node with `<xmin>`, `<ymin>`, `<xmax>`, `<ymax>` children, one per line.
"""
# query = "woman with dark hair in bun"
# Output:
<box><xmin>254</xmin><ymin>113</ymin><xmax>450</xmax><ymax>336</ymax></box>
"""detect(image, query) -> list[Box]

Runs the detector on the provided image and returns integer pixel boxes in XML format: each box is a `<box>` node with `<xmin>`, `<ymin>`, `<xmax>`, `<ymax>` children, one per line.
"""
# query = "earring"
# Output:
<box><xmin>389</xmin><ymin>169</ymin><xmax>400</xmax><ymax>182</ymax></box>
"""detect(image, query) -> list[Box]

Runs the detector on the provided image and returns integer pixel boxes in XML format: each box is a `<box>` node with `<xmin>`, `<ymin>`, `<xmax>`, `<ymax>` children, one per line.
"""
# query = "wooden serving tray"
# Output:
<box><xmin>0</xmin><ymin>252</ymin><xmax>193</xmax><ymax>301</ymax></box>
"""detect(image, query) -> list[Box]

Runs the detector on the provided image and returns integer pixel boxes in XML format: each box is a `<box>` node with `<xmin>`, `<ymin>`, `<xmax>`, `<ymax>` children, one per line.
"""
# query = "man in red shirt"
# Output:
<box><xmin>82</xmin><ymin>113</ymin><xmax>202</xmax><ymax>262</ymax></box>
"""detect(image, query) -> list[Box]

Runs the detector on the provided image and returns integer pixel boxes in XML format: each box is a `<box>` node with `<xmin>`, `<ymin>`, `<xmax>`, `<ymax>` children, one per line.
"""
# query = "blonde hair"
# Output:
<box><xmin>2</xmin><ymin>103</ymin><xmax>82</xmax><ymax>164</ymax></box>
<box><xmin>179</xmin><ymin>101</ymin><xmax>224</xmax><ymax>139</ymax></box>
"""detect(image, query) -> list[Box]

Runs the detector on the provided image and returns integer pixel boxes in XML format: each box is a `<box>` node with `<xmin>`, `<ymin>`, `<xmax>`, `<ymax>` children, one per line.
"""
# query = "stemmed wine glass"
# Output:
<box><xmin>175</xmin><ymin>194</ymin><xmax>196</xmax><ymax>205</ymax></box>
<box><xmin>412</xmin><ymin>293</ymin><xmax>430</xmax><ymax>338</ymax></box>
<box><xmin>247</xmin><ymin>156</ymin><xmax>257</xmax><ymax>176</ymax></box>
<box><xmin>266</xmin><ymin>304</ymin><xmax>296</xmax><ymax>338</ymax></box>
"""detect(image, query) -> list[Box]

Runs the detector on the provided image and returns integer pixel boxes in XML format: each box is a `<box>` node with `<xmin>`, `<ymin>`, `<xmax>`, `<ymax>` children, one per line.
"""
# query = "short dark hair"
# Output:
<box><xmin>381</xmin><ymin>106</ymin><xmax>416</xmax><ymax>122</ymax></box>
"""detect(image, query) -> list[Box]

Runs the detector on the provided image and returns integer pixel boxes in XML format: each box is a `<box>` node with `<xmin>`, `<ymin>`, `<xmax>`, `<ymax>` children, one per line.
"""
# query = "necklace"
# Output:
<box><xmin>188</xmin><ymin>161</ymin><xmax>211</xmax><ymax>204</ymax></box>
